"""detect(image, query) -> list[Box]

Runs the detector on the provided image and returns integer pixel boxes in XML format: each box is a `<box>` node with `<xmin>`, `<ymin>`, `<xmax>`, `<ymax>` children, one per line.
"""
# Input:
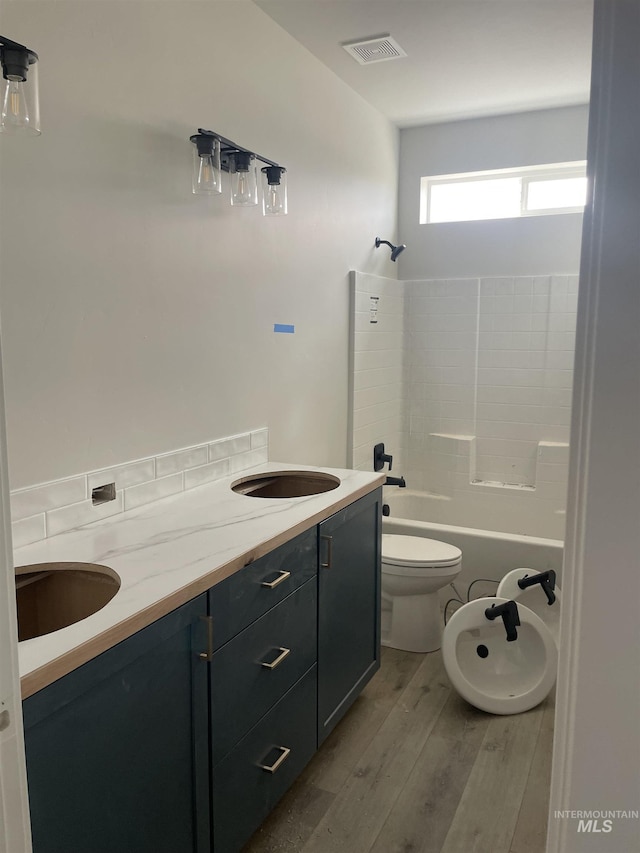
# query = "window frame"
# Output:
<box><xmin>420</xmin><ymin>161</ymin><xmax>588</xmax><ymax>224</ymax></box>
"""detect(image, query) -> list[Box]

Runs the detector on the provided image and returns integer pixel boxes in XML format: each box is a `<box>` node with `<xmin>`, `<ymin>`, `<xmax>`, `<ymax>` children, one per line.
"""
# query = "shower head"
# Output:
<box><xmin>375</xmin><ymin>237</ymin><xmax>407</xmax><ymax>263</ymax></box>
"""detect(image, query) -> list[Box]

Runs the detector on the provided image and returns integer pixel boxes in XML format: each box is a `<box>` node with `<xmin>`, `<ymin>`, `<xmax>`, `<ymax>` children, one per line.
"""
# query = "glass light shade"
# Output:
<box><xmin>0</xmin><ymin>53</ymin><xmax>40</xmax><ymax>135</ymax></box>
<box><xmin>261</xmin><ymin>166</ymin><xmax>287</xmax><ymax>216</ymax></box>
<box><xmin>230</xmin><ymin>151</ymin><xmax>258</xmax><ymax>206</ymax></box>
<box><xmin>192</xmin><ymin>135</ymin><xmax>221</xmax><ymax>195</ymax></box>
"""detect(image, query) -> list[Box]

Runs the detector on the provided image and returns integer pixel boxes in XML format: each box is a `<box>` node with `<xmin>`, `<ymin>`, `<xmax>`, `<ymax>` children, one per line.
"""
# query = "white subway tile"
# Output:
<box><xmin>184</xmin><ymin>459</ymin><xmax>230</xmax><ymax>490</ymax></box>
<box><xmin>11</xmin><ymin>476</ymin><xmax>87</xmax><ymax>522</ymax></box>
<box><xmin>12</xmin><ymin>514</ymin><xmax>46</xmax><ymax>549</ymax></box>
<box><xmin>514</xmin><ymin>278</ymin><xmax>534</xmax><ymax>295</ymax></box>
<box><xmin>88</xmin><ymin>458</ymin><xmax>155</xmax><ymax>493</ymax></box>
<box><xmin>229</xmin><ymin>448</ymin><xmax>269</xmax><ymax>474</ymax></box>
<box><xmin>47</xmin><ymin>492</ymin><xmax>124</xmax><ymax>537</ymax></box>
<box><xmin>250</xmin><ymin>429</ymin><xmax>269</xmax><ymax>450</ymax></box>
<box><xmin>533</xmin><ymin>276</ymin><xmax>552</xmax><ymax>294</ymax></box>
<box><xmin>209</xmin><ymin>433</ymin><xmax>251</xmax><ymax>461</ymax></box>
<box><xmin>156</xmin><ymin>445</ymin><xmax>208</xmax><ymax>478</ymax></box>
<box><xmin>481</xmin><ymin>277</ymin><xmax>514</xmax><ymax>296</ymax></box>
<box><xmin>124</xmin><ymin>473</ymin><xmax>184</xmax><ymax>511</ymax></box>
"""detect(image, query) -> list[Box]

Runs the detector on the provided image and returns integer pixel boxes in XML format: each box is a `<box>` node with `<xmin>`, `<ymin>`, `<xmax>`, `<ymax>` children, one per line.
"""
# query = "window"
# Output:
<box><xmin>420</xmin><ymin>161</ymin><xmax>587</xmax><ymax>224</ymax></box>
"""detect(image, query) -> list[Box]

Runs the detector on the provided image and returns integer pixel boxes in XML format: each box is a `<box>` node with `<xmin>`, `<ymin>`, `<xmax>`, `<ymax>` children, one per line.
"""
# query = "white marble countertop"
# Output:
<box><xmin>15</xmin><ymin>462</ymin><xmax>384</xmax><ymax>698</ymax></box>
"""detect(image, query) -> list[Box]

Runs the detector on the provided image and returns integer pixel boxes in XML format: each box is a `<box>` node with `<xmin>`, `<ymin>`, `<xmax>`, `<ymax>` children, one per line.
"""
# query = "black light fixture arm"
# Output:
<box><xmin>193</xmin><ymin>127</ymin><xmax>282</xmax><ymax>172</ymax></box>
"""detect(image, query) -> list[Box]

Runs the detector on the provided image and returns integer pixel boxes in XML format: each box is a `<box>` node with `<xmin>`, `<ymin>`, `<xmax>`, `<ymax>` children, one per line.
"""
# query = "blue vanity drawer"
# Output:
<box><xmin>211</xmin><ymin>577</ymin><xmax>317</xmax><ymax>765</ymax></box>
<box><xmin>212</xmin><ymin>664</ymin><xmax>317</xmax><ymax>853</ymax></box>
<box><xmin>209</xmin><ymin>526</ymin><xmax>317</xmax><ymax>650</ymax></box>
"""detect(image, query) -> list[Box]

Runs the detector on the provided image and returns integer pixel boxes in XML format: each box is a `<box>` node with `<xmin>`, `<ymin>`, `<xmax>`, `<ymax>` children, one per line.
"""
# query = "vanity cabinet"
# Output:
<box><xmin>22</xmin><ymin>487</ymin><xmax>382</xmax><ymax>853</ymax></box>
<box><xmin>208</xmin><ymin>529</ymin><xmax>319</xmax><ymax>852</ymax></box>
<box><xmin>317</xmin><ymin>487</ymin><xmax>381</xmax><ymax>744</ymax></box>
<box><xmin>22</xmin><ymin>594</ymin><xmax>211</xmax><ymax>853</ymax></box>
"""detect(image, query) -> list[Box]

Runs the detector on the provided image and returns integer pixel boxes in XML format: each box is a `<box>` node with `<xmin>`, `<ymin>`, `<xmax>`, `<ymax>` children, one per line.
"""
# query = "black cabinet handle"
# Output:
<box><xmin>320</xmin><ymin>534</ymin><xmax>333</xmax><ymax>568</ymax></box>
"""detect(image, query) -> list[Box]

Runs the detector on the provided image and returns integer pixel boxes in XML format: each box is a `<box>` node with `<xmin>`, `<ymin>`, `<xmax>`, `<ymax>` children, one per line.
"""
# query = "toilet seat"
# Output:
<box><xmin>382</xmin><ymin>534</ymin><xmax>462</xmax><ymax>576</ymax></box>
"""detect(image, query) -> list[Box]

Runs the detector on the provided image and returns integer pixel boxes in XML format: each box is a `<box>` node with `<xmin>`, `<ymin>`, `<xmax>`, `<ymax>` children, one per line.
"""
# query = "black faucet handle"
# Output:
<box><xmin>373</xmin><ymin>443</ymin><xmax>393</xmax><ymax>472</ymax></box>
<box><xmin>485</xmin><ymin>600</ymin><xmax>520</xmax><ymax>642</ymax></box>
<box><xmin>517</xmin><ymin>570</ymin><xmax>557</xmax><ymax>605</ymax></box>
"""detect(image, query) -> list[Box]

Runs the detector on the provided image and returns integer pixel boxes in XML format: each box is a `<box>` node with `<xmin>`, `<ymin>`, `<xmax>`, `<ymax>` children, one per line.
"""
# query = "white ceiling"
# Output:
<box><xmin>255</xmin><ymin>1</ymin><xmax>594</xmax><ymax>128</ymax></box>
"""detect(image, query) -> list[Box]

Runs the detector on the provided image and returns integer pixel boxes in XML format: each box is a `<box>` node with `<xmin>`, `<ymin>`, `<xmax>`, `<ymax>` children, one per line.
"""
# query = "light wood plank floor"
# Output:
<box><xmin>244</xmin><ymin>647</ymin><xmax>554</xmax><ymax>853</ymax></box>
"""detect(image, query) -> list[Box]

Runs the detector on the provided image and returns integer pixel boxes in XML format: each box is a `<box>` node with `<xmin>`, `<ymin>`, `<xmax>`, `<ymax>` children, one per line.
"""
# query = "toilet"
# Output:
<box><xmin>381</xmin><ymin>534</ymin><xmax>462</xmax><ymax>653</ymax></box>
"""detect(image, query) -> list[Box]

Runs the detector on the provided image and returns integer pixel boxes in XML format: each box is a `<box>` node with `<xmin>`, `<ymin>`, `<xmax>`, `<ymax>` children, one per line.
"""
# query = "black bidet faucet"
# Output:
<box><xmin>485</xmin><ymin>600</ymin><xmax>521</xmax><ymax>642</ymax></box>
<box><xmin>517</xmin><ymin>569</ymin><xmax>557</xmax><ymax>605</ymax></box>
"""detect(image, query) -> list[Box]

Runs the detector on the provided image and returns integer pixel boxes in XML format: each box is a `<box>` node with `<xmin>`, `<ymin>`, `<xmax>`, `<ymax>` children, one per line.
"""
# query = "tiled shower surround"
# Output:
<box><xmin>10</xmin><ymin>429</ymin><xmax>268</xmax><ymax>548</ymax></box>
<box><xmin>350</xmin><ymin>272</ymin><xmax>578</xmax><ymax>539</ymax></box>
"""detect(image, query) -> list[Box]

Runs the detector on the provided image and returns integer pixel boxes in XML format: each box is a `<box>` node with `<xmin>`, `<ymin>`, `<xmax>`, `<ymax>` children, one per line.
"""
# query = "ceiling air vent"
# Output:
<box><xmin>342</xmin><ymin>35</ymin><xmax>407</xmax><ymax>65</ymax></box>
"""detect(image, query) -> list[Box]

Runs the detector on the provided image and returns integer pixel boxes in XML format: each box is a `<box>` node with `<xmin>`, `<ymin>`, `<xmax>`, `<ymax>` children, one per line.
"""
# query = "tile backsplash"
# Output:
<box><xmin>11</xmin><ymin>428</ymin><xmax>269</xmax><ymax>548</ymax></box>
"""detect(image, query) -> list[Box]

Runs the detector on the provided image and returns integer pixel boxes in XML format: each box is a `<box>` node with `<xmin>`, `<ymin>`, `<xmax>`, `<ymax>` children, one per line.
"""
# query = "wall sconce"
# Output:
<box><xmin>261</xmin><ymin>165</ymin><xmax>287</xmax><ymax>216</ymax></box>
<box><xmin>191</xmin><ymin>132</ymin><xmax>221</xmax><ymax>195</ymax></box>
<box><xmin>229</xmin><ymin>150</ymin><xmax>258</xmax><ymax>206</ymax></box>
<box><xmin>0</xmin><ymin>34</ymin><xmax>39</xmax><ymax>135</ymax></box>
<box><xmin>190</xmin><ymin>128</ymin><xmax>287</xmax><ymax>216</ymax></box>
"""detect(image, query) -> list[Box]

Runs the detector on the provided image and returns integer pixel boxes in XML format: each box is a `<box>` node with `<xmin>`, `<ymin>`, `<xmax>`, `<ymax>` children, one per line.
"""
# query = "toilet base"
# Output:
<box><xmin>381</xmin><ymin>591</ymin><xmax>442</xmax><ymax>653</ymax></box>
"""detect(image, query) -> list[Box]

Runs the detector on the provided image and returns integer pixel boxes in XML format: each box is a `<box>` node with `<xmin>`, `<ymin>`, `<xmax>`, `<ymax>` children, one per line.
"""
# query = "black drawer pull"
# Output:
<box><xmin>260</xmin><ymin>647</ymin><xmax>291</xmax><ymax>670</ymax></box>
<box><xmin>320</xmin><ymin>534</ymin><xmax>333</xmax><ymax>568</ymax></box>
<box><xmin>198</xmin><ymin>615</ymin><xmax>214</xmax><ymax>661</ymax></box>
<box><xmin>261</xmin><ymin>570</ymin><xmax>291</xmax><ymax>589</ymax></box>
<box><xmin>258</xmin><ymin>745</ymin><xmax>291</xmax><ymax>774</ymax></box>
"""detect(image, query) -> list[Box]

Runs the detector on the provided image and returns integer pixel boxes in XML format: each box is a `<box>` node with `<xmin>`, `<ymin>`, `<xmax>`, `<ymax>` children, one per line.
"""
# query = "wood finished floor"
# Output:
<box><xmin>244</xmin><ymin>646</ymin><xmax>554</xmax><ymax>853</ymax></box>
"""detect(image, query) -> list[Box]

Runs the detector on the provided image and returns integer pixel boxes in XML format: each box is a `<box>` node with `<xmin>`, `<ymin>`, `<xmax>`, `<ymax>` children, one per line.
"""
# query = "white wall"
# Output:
<box><xmin>0</xmin><ymin>352</ymin><xmax>31</xmax><ymax>849</ymax></box>
<box><xmin>549</xmin><ymin>2</ymin><xmax>640</xmax><ymax>850</ymax></box>
<box><xmin>398</xmin><ymin>106</ymin><xmax>589</xmax><ymax>279</ymax></box>
<box><xmin>349</xmin><ymin>272</ymin><xmax>405</xmax><ymax>475</ymax></box>
<box><xmin>0</xmin><ymin>1</ymin><xmax>399</xmax><ymax>490</ymax></box>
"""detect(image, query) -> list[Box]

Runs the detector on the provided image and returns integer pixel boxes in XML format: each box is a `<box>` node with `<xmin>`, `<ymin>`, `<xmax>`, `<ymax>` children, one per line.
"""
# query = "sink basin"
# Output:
<box><xmin>231</xmin><ymin>470</ymin><xmax>340</xmax><ymax>498</ymax></box>
<box><xmin>441</xmin><ymin>597</ymin><xmax>557</xmax><ymax>715</ymax></box>
<box><xmin>15</xmin><ymin>562</ymin><xmax>120</xmax><ymax>641</ymax></box>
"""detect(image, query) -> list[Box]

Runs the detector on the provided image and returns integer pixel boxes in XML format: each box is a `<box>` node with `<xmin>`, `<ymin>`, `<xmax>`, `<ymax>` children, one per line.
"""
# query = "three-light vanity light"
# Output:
<box><xmin>190</xmin><ymin>129</ymin><xmax>287</xmax><ymax>216</ymax></box>
<box><xmin>0</xmin><ymin>33</ymin><xmax>40</xmax><ymax>134</ymax></box>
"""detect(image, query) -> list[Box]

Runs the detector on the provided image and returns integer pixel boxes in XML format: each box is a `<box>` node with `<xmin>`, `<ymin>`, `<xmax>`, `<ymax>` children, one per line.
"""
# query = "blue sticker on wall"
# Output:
<box><xmin>274</xmin><ymin>324</ymin><xmax>295</xmax><ymax>333</ymax></box>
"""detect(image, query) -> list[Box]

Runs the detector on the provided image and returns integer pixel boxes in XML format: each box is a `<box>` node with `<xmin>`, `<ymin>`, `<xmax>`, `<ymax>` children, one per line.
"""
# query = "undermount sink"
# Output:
<box><xmin>231</xmin><ymin>470</ymin><xmax>340</xmax><ymax>498</ymax></box>
<box><xmin>15</xmin><ymin>562</ymin><xmax>121</xmax><ymax>641</ymax></box>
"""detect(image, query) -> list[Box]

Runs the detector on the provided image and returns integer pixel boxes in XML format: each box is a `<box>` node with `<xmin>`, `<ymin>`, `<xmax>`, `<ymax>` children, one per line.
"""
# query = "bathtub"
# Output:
<box><xmin>382</xmin><ymin>489</ymin><xmax>564</xmax><ymax>598</ymax></box>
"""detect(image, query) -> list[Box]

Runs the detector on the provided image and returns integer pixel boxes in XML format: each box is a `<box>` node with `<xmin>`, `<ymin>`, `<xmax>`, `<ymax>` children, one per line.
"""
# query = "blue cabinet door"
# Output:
<box><xmin>23</xmin><ymin>595</ymin><xmax>210</xmax><ymax>853</ymax></box>
<box><xmin>317</xmin><ymin>488</ymin><xmax>382</xmax><ymax>744</ymax></box>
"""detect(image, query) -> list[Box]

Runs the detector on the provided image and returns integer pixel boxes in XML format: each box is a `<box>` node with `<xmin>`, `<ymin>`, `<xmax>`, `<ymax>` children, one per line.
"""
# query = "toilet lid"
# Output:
<box><xmin>382</xmin><ymin>534</ymin><xmax>462</xmax><ymax>568</ymax></box>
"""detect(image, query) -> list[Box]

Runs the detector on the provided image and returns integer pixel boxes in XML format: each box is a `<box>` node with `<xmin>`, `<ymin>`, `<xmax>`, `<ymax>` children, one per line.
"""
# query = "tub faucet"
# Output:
<box><xmin>517</xmin><ymin>569</ymin><xmax>557</xmax><ymax>605</ymax></box>
<box><xmin>485</xmin><ymin>600</ymin><xmax>520</xmax><ymax>642</ymax></box>
<box><xmin>385</xmin><ymin>476</ymin><xmax>406</xmax><ymax>488</ymax></box>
